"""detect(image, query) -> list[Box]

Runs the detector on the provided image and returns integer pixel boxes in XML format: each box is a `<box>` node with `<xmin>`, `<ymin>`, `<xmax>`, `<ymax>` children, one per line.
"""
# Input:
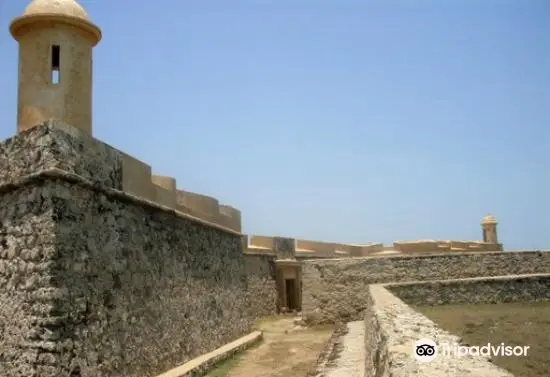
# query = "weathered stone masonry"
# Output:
<box><xmin>0</xmin><ymin>124</ymin><xmax>251</xmax><ymax>377</ymax></box>
<box><xmin>387</xmin><ymin>274</ymin><xmax>550</xmax><ymax>307</ymax></box>
<box><xmin>243</xmin><ymin>253</ymin><xmax>277</xmax><ymax>318</ymax></box>
<box><xmin>302</xmin><ymin>251</ymin><xmax>550</xmax><ymax>324</ymax></box>
<box><xmin>363</xmin><ymin>283</ymin><xmax>517</xmax><ymax>377</ymax></box>
<box><xmin>359</xmin><ymin>275</ymin><xmax>550</xmax><ymax>376</ymax></box>
<box><xmin>243</xmin><ymin>236</ymin><xmax>302</xmax><ymax>316</ymax></box>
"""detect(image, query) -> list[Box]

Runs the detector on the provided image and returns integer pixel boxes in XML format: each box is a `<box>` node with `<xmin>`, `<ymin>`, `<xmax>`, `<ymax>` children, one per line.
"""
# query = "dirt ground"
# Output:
<box><xmin>416</xmin><ymin>301</ymin><xmax>550</xmax><ymax>377</ymax></box>
<box><xmin>205</xmin><ymin>316</ymin><xmax>333</xmax><ymax>377</ymax></box>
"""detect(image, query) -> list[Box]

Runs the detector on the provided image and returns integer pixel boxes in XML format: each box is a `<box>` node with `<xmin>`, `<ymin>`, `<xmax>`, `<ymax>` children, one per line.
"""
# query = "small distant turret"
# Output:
<box><xmin>481</xmin><ymin>214</ymin><xmax>498</xmax><ymax>244</ymax></box>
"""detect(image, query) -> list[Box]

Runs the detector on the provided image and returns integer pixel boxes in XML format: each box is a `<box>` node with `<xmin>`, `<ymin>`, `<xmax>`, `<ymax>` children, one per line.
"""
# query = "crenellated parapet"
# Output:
<box><xmin>393</xmin><ymin>240</ymin><xmax>439</xmax><ymax>253</ymax></box>
<box><xmin>19</xmin><ymin>123</ymin><xmax>243</xmax><ymax>233</ymax></box>
<box><xmin>4</xmin><ymin>120</ymin><xmax>242</xmax><ymax>236</ymax></box>
<box><xmin>296</xmin><ymin>239</ymin><xmax>340</xmax><ymax>256</ymax></box>
<box><xmin>244</xmin><ymin>235</ymin><xmax>384</xmax><ymax>258</ymax></box>
<box><xmin>273</xmin><ymin>237</ymin><xmax>296</xmax><ymax>260</ymax></box>
<box><xmin>108</xmin><ymin>153</ymin><xmax>243</xmax><ymax>232</ymax></box>
<box><xmin>118</xmin><ymin>152</ymin><xmax>155</xmax><ymax>201</ymax></box>
<box><xmin>174</xmin><ymin>190</ymin><xmax>242</xmax><ymax>232</ymax></box>
<box><xmin>248</xmin><ymin>235</ymin><xmax>276</xmax><ymax>250</ymax></box>
<box><xmin>177</xmin><ymin>190</ymin><xmax>219</xmax><ymax>220</ymax></box>
<box><xmin>218</xmin><ymin>205</ymin><xmax>242</xmax><ymax>232</ymax></box>
<box><xmin>393</xmin><ymin>239</ymin><xmax>503</xmax><ymax>254</ymax></box>
<box><xmin>151</xmin><ymin>175</ymin><xmax>177</xmax><ymax>208</ymax></box>
<box><xmin>339</xmin><ymin>243</ymin><xmax>384</xmax><ymax>256</ymax></box>
<box><xmin>243</xmin><ymin>234</ymin><xmax>503</xmax><ymax>258</ymax></box>
<box><xmin>87</xmin><ymin>143</ymin><xmax>243</xmax><ymax>232</ymax></box>
<box><xmin>176</xmin><ymin>190</ymin><xmax>220</xmax><ymax>227</ymax></box>
<box><xmin>295</xmin><ymin>239</ymin><xmax>383</xmax><ymax>258</ymax></box>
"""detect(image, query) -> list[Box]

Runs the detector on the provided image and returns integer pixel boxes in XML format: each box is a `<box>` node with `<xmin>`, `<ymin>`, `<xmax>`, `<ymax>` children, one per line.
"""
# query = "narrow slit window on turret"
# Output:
<box><xmin>51</xmin><ymin>45</ymin><xmax>60</xmax><ymax>84</ymax></box>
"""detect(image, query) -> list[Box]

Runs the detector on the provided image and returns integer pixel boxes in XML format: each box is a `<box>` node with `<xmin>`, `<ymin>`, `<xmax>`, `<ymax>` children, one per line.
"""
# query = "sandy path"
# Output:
<box><xmin>209</xmin><ymin>317</ymin><xmax>333</xmax><ymax>377</ymax></box>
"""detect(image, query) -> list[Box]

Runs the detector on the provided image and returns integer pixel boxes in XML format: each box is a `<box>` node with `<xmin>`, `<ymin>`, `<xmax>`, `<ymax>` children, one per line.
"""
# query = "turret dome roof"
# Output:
<box><xmin>482</xmin><ymin>214</ymin><xmax>497</xmax><ymax>224</ymax></box>
<box><xmin>22</xmin><ymin>0</ymin><xmax>89</xmax><ymax>21</ymax></box>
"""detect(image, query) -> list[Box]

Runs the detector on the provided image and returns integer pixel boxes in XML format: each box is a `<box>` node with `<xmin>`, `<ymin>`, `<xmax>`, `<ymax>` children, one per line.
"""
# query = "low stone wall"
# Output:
<box><xmin>302</xmin><ymin>251</ymin><xmax>550</xmax><ymax>324</ymax></box>
<box><xmin>244</xmin><ymin>253</ymin><xmax>278</xmax><ymax>318</ymax></box>
<box><xmin>364</xmin><ymin>285</ymin><xmax>515</xmax><ymax>377</ymax></box>
<box><xmin>0</xmin><ymin>124</ymin><xmax>251</xmax><ymax>377</ymax></box>
<box><xmin>388</xmin><ymin>274</ymin><xmax>550</xmax><ymax>306</ymax></box>
<box><xmin>154</xmin><ymin>331</ymin><xmax>263</xmax><ymax>377</ymax></box>
<box><xmin>296</xmin><ymin>239</ymin><xmax>339</xmax><ymax>254</ymax></box>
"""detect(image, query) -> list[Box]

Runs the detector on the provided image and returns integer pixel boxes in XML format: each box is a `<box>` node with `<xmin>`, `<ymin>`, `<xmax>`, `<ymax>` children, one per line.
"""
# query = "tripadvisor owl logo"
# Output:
<box><xmin>413</xmin><ymin>338</ymin><xmax>438</xmax><ymax>362</ymax></box>
<box><xmin>413</xmin><ymin>338</ymin><xmax>530</xmax><ymax>361</ymax></box>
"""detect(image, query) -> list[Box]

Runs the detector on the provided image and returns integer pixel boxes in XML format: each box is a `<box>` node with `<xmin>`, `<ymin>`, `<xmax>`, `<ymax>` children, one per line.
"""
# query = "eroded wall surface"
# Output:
<box><xmin>0</xmin><ymin>183</ymin><xmax>58</xmax><ymax>377</ymax></box>
<box><xmin>0</xmin><ymin>120</ymin><xmax>122</xmax><ymax>188</ymax></box>
<box><xmin>0</xmin><ymin>123</ymin><xmax>251</xmax><ymax>377</ymax></box>
<box><xmin>302</xmin><ymin>251</ymin><xmax>550</xmax><ymax>324</ymax></box>
<box><xmin>244</xmin><ymin>253</ymin><xmax>278</xmax><ymax>317</ymax></box>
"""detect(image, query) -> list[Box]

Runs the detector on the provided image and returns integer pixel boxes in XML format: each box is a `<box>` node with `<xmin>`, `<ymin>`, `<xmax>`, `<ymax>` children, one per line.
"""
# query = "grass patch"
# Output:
<box><xmin>202</xmin><ymin>355</ymin><xmax>242</xmax><ymax>377</ymax></box>
<box><xmin>205</xmin><ymin>317</ymin><xmax>333</xmax><ymax>377</ymax></box>
<box><xmin>416</xmin><ymin>300</ymin><xmax>550</xmax><ymax>377</ymax></box>
<box><xmin>202</xmin><ymin>339</ymin><xmax>264</xmax><ymax>377</ymax></box>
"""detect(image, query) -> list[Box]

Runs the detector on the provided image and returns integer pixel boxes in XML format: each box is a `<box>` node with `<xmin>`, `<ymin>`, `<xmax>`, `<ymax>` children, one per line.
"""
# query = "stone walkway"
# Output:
<box><xmin>206</xmin><ymin>317</ymin><xmax>333</xmax><ymax>377</ymax></box>
<box><xmin>323</xmin><ymin>321</ymin><xmax>365</xmax><ymax>377</ymax></box>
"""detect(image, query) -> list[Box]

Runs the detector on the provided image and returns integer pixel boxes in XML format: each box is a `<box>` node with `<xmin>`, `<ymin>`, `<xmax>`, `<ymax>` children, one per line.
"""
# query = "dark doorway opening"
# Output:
<box><xmin>285</xmin><ymin>278</ymin><xmax>297</xmax><ymax>310</ymax></box>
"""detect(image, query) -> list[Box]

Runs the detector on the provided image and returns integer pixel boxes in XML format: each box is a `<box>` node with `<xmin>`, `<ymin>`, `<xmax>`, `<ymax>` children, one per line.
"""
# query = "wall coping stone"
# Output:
<box><xmin>383</xmin><ymin>272</ymin><xmax>550</xmax><ymax>288</ymax></box>
<box><xmin>0</xmin><ymin>167</ymin><xmax>242</xmax><ymax>236</ymax></box>
<box><xmin>386</xmin><ymin>273</ymin><xmax>550</xmax><ymax>307</ymax></box>
<box><xmin>301</xmin><ymin>250</ymin><xmax>547</xmax><ymax>263</ymax></box>
<box><xmin>154</xmin><ymin>331</ymin><xmax>263</xmax><ymax>377</ymax></box>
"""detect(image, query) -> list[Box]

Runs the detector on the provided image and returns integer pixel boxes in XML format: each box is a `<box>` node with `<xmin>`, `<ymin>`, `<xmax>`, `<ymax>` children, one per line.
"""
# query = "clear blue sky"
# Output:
<box><xmin>0</xmin><ymin>0</ymin><xmax>548</xmax><ymax>249</ymax></box>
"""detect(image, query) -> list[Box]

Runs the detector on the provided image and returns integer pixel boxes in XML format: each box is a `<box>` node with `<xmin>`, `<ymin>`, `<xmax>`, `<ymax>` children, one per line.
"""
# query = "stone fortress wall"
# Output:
<box><xmin>0</xmin><ymin>122</ymin><xmax>251</xmax><ymax>377</ymax></box>
<box><xmin>301</xmin><ymin>251</ymin><xmax>550</xmax><ymax>325</ymax></box>
<box><xmin>1</xmin><ymin>1</ymin><xmax>544</xmax><ymax>377</ymax></box>
<box><xmin>361</xmin><ymin>275</ymin><xmax>550</xmax><ymax>377</ymax></box>
<box><xmin>241</xmin><ymin>235</ymin><xmax>504</xmax><ymax>319</ymax></box>
<box><xmin>315</xmin><ymin>274</ymin><xmax>550</xmax><ymax>377</ymax></box>
<box><xmin>385</xmin><ymin>273</ymin><xmax>550</xmax><ymax>307</ymax></box>
<box><xmin>0</xmin><ymin>118</ymin><xmax>511</xmax><ymax>377</ymax></box>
